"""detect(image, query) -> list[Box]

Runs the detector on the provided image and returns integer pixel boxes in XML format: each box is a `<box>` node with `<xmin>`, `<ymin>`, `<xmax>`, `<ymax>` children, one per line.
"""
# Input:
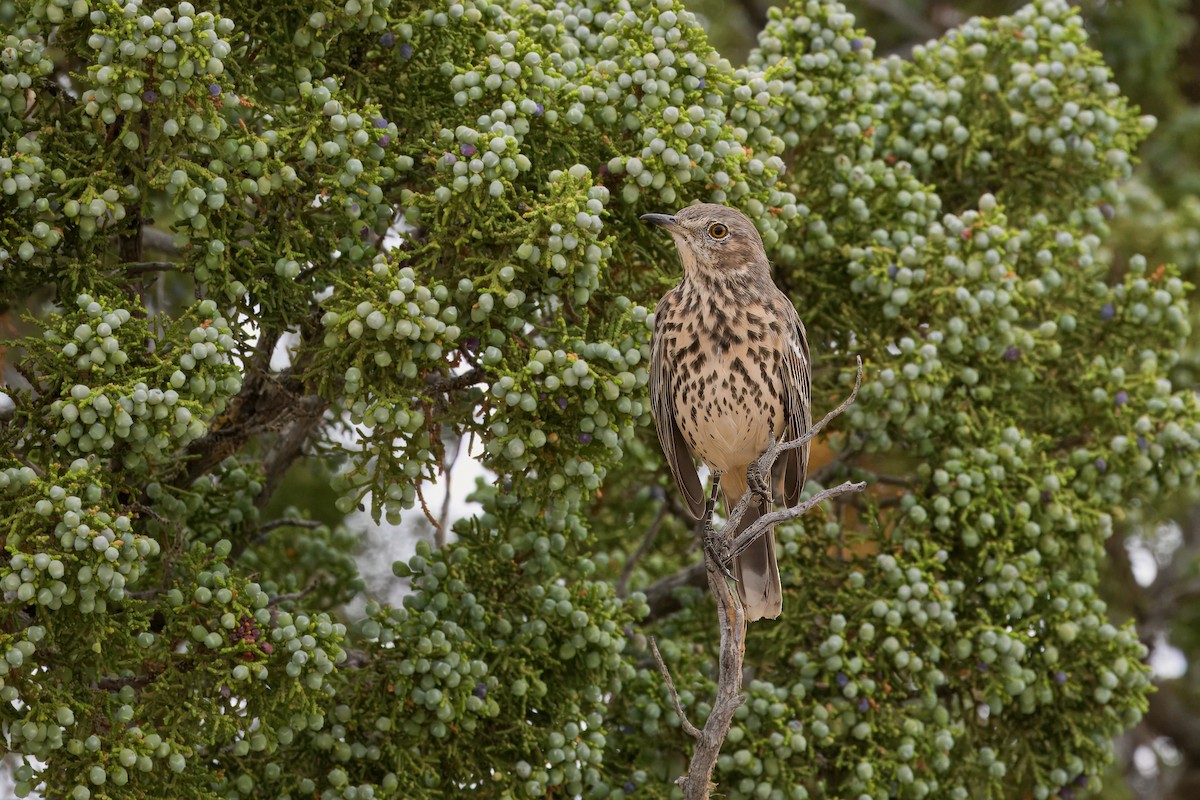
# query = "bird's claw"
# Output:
<box><xmin>702</xmin><ymin>516</ymin><xmax>736</xmax><ymax>581</ymax></box>
<box><xmin>747</xmin><ymin>459</ymin><xmax>773</xmax><ymax>508</ymax></box>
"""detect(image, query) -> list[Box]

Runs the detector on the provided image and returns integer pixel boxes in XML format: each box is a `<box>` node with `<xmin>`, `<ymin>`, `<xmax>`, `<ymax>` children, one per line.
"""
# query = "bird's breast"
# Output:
<box><xmin>666</xmin><ymin>313</ymin><xmax>786</xmax><ymax>474</ymax></box>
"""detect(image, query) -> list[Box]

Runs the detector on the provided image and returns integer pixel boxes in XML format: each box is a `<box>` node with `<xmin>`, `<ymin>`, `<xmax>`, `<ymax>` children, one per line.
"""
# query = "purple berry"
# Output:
<box><xmin>1004</xmin><ymin>346</ymin><xmax>1021</xmax><ymax>361</ymax></box>
<box><xmin>443</xmin><ymin>152</ymin><xmax>457</xmax><ymax>166</ymax></box>
<box><xmin>578</xmin><ymin>433</ymin><xmax>593</xmax><ymax>444</ymax></box>
<box><xmin>380</xmin><ymin>32</ymin><xmax>395</xmax><ymax>47</ymax></box>
<box><xmin>142</xmin><ymin>90</ymin><xmax>158</xmax><ymax>104</ymax></box>
<box><xmin>697</xmin><ymin>78</ymin><xmax>706</xmax><ymax>90</ymax></box>
<box><xmin>472</xmin><ymin>682</ymin><xmax>488</xmax><ymax>699</ymax></box>
<box><xmin>1100</xmin><ymin>303</ymin><xmax>1115</xmax><ymax>321</ymax></box>
<box><xmin>378</xmin><ymin>134</ymin><xmax>390</xmax><ymax>148</ymax></box>
<box><xmin>1094</xmin><ymin>457</ymin><xmax>1107</xmax><ymax>472</ymax></box>
<box><xmin>858</xmin><ymin>697</ymin><xmax>869</xmax><ymax>712</ymax></box>
<box><xmin>835</xmin><ymin>672</ymin><xmax>849</xmax><ymax>687</ymax></box>
<box><xmin>460</xmin><ymin>144</ymin><xmax>477</xmax><ymax>157</ymax></box>
<box><xmin>534</xmin><ymin>102</ymin><xmax>544</xmax><ymax>116</ymax></box>
<box><xmin>399</xmin><ymin>43</ymin><xmax>413</xmax><ymax>59</ymax></box>
<box><xmin>556</xmin><ymin>397</ymin><xmax>568</xmax><ymax>411</ymax></box>
<box><xmin>1137</xmin><ymin>435</ymin><xmax>1149</xmax><ymax>452</ymax></box>
<box><xmin>850</xmin><ymin>38</ymin><xmax>864</xmax><ymax>52</ymax></box>
<box><xmin>887</xmin><ymin>264</ymin><xmax>898</xmax><ymax>279</ymax></box>
<box><xmin>1114</xmin><ymin>390</ymin><xmax>1129</xmax><ymax>407</ymax></box>
<box><xmin>1099</xmin><ymin>203</ymin><xmax>1114</xmax><ymax>221</ymax></box>
<box><xmin>623</xmin><ymin>781</ymin><xmax>636</xmax><ymax>794</ymax></box>
<box><xmin>374</xmin><ymin>117</ymin><xmax>388</xmax><ymax>129</ymax></box>
<box><xmin>208</xmin><ymin>83</ymin><xmax>221</xmax><ymax>97</ymax></box>
<box><xmin>1054</xmin><ymin>670</ymin><xmax>1067</xmax><ymax>684</ymax></box>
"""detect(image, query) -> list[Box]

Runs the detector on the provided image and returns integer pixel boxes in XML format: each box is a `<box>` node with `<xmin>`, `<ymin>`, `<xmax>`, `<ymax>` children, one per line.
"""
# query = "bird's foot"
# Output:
<box><xmin>702</xmin><ymin>515</ymin><xmax>735</xmax><ymax>581</ymax></box>
<box><xmin>747</xmin><ymin>454</ymin><xmax>774</xmax><ymax>508</ymax></box>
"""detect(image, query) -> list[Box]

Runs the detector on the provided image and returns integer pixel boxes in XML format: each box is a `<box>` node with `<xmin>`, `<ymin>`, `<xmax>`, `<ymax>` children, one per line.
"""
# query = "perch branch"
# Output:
<box><xmin>668</xmin><ymin>358</ymin><xmax>867</xmax><ymax>799</ymax></box>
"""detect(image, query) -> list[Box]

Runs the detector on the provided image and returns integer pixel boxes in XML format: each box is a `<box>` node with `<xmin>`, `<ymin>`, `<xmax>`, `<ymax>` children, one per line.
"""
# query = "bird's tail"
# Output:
<box><xmin>721</xmin><ymin>469</ymin><xmax>782</xmax><ymax>621</ymax></box>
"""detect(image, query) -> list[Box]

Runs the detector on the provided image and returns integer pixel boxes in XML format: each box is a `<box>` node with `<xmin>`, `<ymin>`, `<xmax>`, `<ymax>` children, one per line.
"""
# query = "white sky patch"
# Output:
<box><xmin>1149</xmin><ymin>632</ymin><xmax>1187</xmax><ymax>680</ymax></box>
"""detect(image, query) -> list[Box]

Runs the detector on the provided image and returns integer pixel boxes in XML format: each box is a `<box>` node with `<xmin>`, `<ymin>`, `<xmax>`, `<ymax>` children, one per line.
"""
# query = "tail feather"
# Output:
<box><xmin>721</xmin><ymin>470</ymin><xmax>782</xmax><ymax>621</ymax></box>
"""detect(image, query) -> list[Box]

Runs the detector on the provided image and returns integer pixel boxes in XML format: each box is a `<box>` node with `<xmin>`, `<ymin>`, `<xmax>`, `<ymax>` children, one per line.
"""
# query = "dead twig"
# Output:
<box><xmin>649</xmin><ymin>637</ymin><xmax>701</xmax><ymax>738</ymax></box>
<box><xmin>257</xmin><ymin>517</ymin><xmax>324</xmax><ymax>535</ymax></box>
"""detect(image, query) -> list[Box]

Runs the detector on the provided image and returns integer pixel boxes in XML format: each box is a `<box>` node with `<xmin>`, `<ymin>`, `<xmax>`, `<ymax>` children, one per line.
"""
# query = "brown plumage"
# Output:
<box><xmin>643</xmin><ymin>204</ymin><xmax>812</xmax><ymax>621</ymax></box>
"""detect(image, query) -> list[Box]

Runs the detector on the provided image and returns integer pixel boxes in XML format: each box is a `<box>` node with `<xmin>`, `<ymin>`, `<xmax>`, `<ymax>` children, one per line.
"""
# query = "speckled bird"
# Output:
<box><xmin>643</xmin><ymin>204</ymin><xmax>812</xmax><ymax>621</ymax></box>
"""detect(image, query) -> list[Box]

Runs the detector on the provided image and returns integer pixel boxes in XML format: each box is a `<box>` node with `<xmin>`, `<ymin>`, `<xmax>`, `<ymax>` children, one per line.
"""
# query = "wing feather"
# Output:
<box><xmin>778</xmin><ymin>302</ymin><xmax>812</xmax><ymax>507</ymax></box>
<box><xmin>650</xmin><ymin>293</ymin><xmax>706</xmax><ymax>519</ymax></box>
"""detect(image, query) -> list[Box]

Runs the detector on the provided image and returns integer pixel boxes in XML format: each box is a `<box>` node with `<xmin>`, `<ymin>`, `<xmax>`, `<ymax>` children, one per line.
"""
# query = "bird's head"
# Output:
<box><xmin>640</xmin><ymin>203</ymin><xmax>770</xmax><ymax>281</ymax></box>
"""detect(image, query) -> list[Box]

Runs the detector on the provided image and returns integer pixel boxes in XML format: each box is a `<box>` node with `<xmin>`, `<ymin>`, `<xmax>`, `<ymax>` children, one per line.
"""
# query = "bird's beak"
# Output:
<box><xmin>640</xmin><ymin>213</ymin><xmax>679</xmax><ymax>231</ymax></box>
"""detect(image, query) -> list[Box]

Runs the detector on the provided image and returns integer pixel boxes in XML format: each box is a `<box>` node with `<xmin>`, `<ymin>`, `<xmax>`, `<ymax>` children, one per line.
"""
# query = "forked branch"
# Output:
<box><xmin>657</xmin><ymin>358</ymin><xmax>867</xmax><ymax>800</ymax></box>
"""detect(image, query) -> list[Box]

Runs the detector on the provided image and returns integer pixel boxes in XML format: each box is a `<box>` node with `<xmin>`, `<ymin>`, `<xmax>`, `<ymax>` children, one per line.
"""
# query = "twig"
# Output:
<box><xmin>641</xmin><ymin>561</ymin><xmax>707</xmax><ymax>620</ymax></box>
<box><xmin>125</xmin><ymin>261</ymin><xmax>178</xmax><ymax>275</ymax></box>
<box><xmin>729</xmin><ymin>480</ymin><xmax>867</xmax><ymax>561</ymax></box>
<box><xmin>424</xmin><ymin>367</ymin><xmax>484</xmax><ymax>395</ymax></box>
<box><xmin>617</xmin><ymin>499</ymin><xmax>670</xmax><ymax>597</ymax></box>
<box><xmin>257</xmin><ymin>517</ymin><xmax>324</xmax><ymax>534</ymax></box>
<box><xmin>266</xmin><ymin>584</ymin><xmax>318</xmax><ymax>607</ymax></box>
<box><xmin>650</xmin><ymin>637</ymin><xmax>701</xmax><ymax>738</ymax></box>
<box><xmin>416</xmin><ymin>480</ymin><xmax>440</xmax><ymax>533</ymax></box>
<box><xmin>141</xmin><ymin>227</ymin><xmax>180</xmax><ymax>254</ymax></box>
<box><xmin>253</xmin><ymin>394</ymin><xmax>329</xmax><ymax>509</ymax></box>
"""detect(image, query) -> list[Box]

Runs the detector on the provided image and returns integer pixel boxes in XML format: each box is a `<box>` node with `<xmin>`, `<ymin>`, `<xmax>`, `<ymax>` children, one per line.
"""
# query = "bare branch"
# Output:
<box><xmin>729</xmin><ymin>480</ymin><xmax>867</xmax><ymax>561</ymax></box>
<box><xmin>254</xmin><ymin>394</ymin><xmax>329</xmax><ymax>507</ymax></box>
<box><xmin>141</xmin><ymin>227</ymin><xmax>180</xmax><ymax>254</ymax></box>
<box><xmin>424</xmin><ymin>367</ymin><xmax>485</xmax><ymax>395</ymax></box>
<box><xmin>641</xmin><ymin>561</ymin><xmax>707</xmax><ymax>620</ymax></box>
<box><xmin>257</xmin><ymin>517</ymin><xmax>325</xmax><ymax>535</ymax></box>
<box><xmin>650</xmin><ymin>637</ymin><xmax>701</xmax><ymax>739</ymax></box>
<box><xmin>124</xmin><ymin>261</ymin><xmax>178</xmax><ymax>275</ymax></box>
<box><xmin>266</xmin><ymin>584</ymin><xmax>318</xmax><ymax>607</ymax></box>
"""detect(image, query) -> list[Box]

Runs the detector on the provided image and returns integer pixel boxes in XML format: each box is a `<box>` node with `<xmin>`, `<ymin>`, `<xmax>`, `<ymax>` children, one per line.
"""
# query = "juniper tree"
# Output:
<box><xmin>1</xmin><ymin>1</ymin><xmax>1197</xmax><ymax>799</ymax></box>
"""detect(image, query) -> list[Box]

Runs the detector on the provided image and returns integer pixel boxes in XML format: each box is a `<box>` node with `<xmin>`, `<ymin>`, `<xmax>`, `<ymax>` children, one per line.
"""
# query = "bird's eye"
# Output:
<box><xmin>708</xmin><ymin>222</ymin><xmax>729</xmax><ymax>239</ymax></box>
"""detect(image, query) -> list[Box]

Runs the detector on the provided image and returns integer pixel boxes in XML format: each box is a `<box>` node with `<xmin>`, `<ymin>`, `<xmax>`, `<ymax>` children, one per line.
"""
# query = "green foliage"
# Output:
<box><xmin>0</xmin><ymin>0</ymin><xmax>1195</xmax><ymax>799</ymax></box>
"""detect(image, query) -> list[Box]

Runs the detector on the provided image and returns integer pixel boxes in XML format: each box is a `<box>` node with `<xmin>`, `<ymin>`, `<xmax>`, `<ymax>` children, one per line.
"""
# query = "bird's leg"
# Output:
<box><xmin>701</xmin><ymin>473</ymin><xmax>735</xmax><ymax>580</ymax></box>
<box><xmin>747</xmin><ymin>433</ymin><xmax>776</xmax><ymax>509</ymax></box>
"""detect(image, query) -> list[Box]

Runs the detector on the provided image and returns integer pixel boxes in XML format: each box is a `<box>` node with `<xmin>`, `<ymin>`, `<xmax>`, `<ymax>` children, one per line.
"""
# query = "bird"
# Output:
<box><xmin>643</xmin><ymin>203</ymin><xmax>811</xmax><ymax>621</ymax></box>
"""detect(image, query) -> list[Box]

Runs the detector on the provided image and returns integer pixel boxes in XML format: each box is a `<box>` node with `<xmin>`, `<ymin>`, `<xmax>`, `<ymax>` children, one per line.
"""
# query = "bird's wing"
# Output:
<box><xmin>779</xmin><ymin>302</ymin><xmax>812</xmax><ymax>507</ymax></box>
<box><xmin>650</xmin><ymin>293</ymin><xmax>706</xmax><ymax>520</ymax></box>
